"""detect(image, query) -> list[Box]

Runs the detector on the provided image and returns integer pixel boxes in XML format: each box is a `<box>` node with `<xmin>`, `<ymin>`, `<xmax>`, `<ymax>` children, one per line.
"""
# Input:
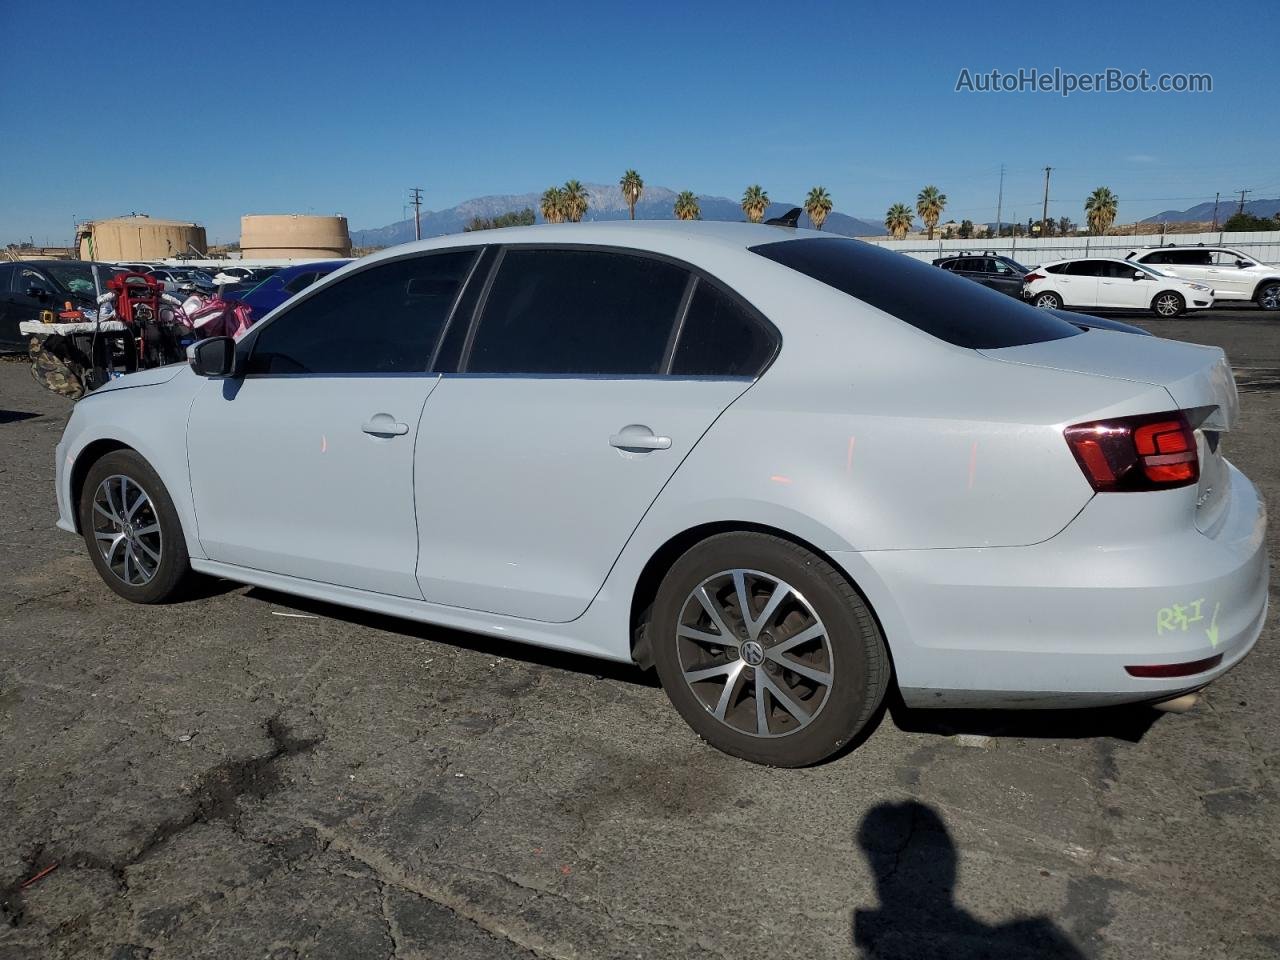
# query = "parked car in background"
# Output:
<box><xmin>227</xmin><ymin>260</ymin><xmax>349</xmax><ymax>318</ymax></box>
<box><xmin>1024</xmin><ymin>258</ymin><xmax>1214</xmax><ymax>317</ymax></box>
<box><xmin>55</xmin><ymin>223</ymin><xmax>1265</xmax><ymax>766</ymax></box>
<box><xmin>932</xmin><ymin>251</ymin><xmax>1030</xmax><ymax>298</ymax></box>
<box><xmin>0</xmin><ymin>260</ymin><xmax>126</xmax><ymax>351</ymax></box>
<box><xmin>145</xmin><ymin>267</ymin><xmax>215</xmax><ymax>295</ymax></box>
<box><xmin>1125</xmin><ymin>246</ymin><xmax>1280</xmax><ymax>311</ymax></box>
<box><xmin>212</xmin><ymin>266</ymin><xmax>257</xmax><ymax>285</ymax></box>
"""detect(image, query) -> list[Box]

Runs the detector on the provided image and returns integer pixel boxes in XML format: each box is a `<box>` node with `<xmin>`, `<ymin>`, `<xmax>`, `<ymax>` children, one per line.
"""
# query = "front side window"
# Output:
<box><xmin>283</xmin><ymin>271</ymin><xmax>320</xmax><ymax>294</ymax></box>
<box><xmin>466</xmin><ymin>249</ymin><xmax>688</xmax><ymax>375</ymax></box>
<box><xmin>249</xmin><ymin>250</ymin><xmax>476</xmax><ymax>375</ymax></box>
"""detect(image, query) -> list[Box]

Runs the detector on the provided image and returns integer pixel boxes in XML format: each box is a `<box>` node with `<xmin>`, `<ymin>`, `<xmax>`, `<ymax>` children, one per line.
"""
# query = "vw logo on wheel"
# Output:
<box><xmin>740</xmin><ymin>640</ymin><xmax>766</xmax><ymax>667</ymax></box>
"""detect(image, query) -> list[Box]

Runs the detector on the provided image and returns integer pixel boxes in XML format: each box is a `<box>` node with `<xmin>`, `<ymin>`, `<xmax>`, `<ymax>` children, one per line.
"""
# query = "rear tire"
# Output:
<box><xmin>651</xmin><ymin>532</ymin><xmax>889</xmax><ymax>767</ymax></box>
<box><xmin>78</xmin><ymin>450</ymin><xmax>192</xmax><ymax>604</ymax></box>
<box><xmin>1256</xmin><ymin>281</ymin><xmax>1280</xmax><ymax>312</ymax></box>
<box><xmin>1032</xmin><ymin>291</ymin><xmax>1062</xmax><ymax>310</ymax></box>
<box><xmin>1152</xmin><ymin>291</ymin><xmax>1185</xmax><ymax>318</ymax></box>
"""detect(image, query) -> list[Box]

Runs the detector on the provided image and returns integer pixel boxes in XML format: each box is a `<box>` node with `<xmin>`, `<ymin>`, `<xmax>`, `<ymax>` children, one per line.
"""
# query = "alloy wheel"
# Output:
<box><xmin>1260</xmin><ymin>283</ymin><xmax>1280</xmax><ymax>311</ymax></box>
<box><xmin>1155</xmin><ymin>294</ymin><xmax>1181</xmax><ymax>317</ymax></box>
<box><xmin>91</xmin><ymin>475</ymin><xmax>163</xmax><ymax>586</ymax></box>
<box><xmin>675</xmin><ymin>569</ymin><xmax>834</xmax><ymax>739</ymax></box>
<box><xmin>1034</xmin><ymin>294</ymin><xmax>1058</xmax><ymax>309</ymax></box>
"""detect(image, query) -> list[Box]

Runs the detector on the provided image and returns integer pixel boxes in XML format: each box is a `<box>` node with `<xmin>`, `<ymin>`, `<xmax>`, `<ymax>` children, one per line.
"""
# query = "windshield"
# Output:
<box><xmin>998</xmin><ymin>256</ymin><xmax>1028</xmax><ymax>273</ymax></box>
<box><xmin>42</xmin><ymin>262</ymin><xmax>125</xmax><ymax>296</ymax></box>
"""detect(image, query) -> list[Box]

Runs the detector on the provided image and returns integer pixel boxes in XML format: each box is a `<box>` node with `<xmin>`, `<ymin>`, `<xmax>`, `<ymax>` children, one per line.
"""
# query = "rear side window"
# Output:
<box><xmin>671</xmin><ymin>279</ymin><xmax>777</xmax><ymax>377</ymax></box>
<box><xmin>249</xmin><ymin>251</ymin><xmax>476</xmax><ymax>375</ymax></box>
<box><xmin>751</xmin><ymin>238</ymin><xmax>1079</xmax><ymax>349</ymax></box>
<box><xmin>467</xmin><ymin>249</ymin><xmax>688</xmax><ymax>375</ymax></box>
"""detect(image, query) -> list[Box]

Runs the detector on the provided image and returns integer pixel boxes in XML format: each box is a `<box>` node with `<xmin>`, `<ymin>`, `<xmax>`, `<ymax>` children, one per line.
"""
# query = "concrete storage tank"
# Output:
<box><xmin>240</xmin><ymin>214</ymin><xmax>352</xmax><ymax>258</ymax></box>
<box><xmin>79</xmin><ymin>215</ymin><xmax>207</xmax><ymax>261</ymax></box>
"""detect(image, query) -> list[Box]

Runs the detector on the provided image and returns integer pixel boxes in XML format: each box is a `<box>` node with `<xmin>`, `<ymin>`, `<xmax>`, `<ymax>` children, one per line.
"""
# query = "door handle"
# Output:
<box><xmin>362</xmin><ymin>413</ymin><xmax>409</xmax><ymax>437</ymax></box>
<box><xmin>610</xmin><ymin>427</ymin><xmax>672</xmax><ymax>451</ymax></box>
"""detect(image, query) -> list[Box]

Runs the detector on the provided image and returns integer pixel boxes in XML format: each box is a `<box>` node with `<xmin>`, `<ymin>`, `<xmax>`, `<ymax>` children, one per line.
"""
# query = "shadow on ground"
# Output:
<box><xmin>854</xmin><ymin>801</ymin><xmax>1087</xmax><ymax>958</ymax></box>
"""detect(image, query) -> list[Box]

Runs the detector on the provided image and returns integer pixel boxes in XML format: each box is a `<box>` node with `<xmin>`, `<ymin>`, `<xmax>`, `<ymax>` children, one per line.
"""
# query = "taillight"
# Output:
<box><xmin>1024</xmin><ymin>272</ymin><xmax>1044</xmax><ymax>282</ymax></box>
<box><xmin>1064</xmin><ymin>411</ymin><xmax>1198</xmax><ymax>492</ymax></box>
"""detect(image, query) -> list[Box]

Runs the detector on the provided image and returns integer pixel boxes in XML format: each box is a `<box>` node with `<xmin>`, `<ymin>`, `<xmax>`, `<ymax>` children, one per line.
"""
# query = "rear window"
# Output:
<box><xmin>750</xmin><ymin>238</ymin><xmax>1080</xmax><ymax>349</ymax></box>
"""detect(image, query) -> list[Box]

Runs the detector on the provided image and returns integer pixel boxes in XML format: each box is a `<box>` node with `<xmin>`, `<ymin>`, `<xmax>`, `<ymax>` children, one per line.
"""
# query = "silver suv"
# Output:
<box><xmin>1125</xmin><ymin>246</ymin><xmax>1280</xmax><ymax>310</ymax></box>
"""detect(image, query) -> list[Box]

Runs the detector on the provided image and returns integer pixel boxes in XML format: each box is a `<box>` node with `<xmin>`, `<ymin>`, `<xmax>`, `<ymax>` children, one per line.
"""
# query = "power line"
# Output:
<box><xmin>1040</xmin><ymin>167</ymin><xmax>1052</xmax><ymax>236</ymax></box>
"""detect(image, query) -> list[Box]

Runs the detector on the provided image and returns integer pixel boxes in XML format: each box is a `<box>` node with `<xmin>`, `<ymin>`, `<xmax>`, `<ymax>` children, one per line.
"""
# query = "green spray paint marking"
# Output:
<box><xmin>1156</xmin><ymin>598</ymin><xmax>1205</xmax><ymax>635</ymax></box>
<box><xmin>1206</xmin><ymin>602</ymin><xmax>1221</xmax><ymax>648</ymax></box>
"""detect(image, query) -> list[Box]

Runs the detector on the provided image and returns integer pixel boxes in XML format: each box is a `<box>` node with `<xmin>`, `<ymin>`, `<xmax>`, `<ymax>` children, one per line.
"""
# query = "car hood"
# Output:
<box><xmin>86</xmin><ymin>363</ymin><xmax>187</xmax><ymax>396</ymax></box>
<box><xmin>980</xmin><ymin>330</ymin><xmax>1238</xmax><ymax>429</ymax></box>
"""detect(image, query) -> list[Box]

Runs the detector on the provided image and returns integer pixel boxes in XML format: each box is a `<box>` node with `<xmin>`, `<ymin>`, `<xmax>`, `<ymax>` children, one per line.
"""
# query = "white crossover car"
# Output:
<box><xmin>54</xmin><ymin>222</ymin><xmax>1268</xmax><ymax>766</ymax></box>
<box><xmin>1125</xmin><ymin>246</ymin><xmax>1280</xmax><ymax>310</ymax></box>
<box><xmin>1024</xmin><ymin>257</ymin><xmax>1215</xmax><ymax>317</ymax></box>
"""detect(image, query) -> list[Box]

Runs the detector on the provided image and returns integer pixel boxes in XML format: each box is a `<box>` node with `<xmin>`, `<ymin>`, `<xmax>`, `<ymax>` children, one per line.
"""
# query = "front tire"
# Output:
<box><xmin>78</xmin><ymin>450</ymin><xmax>192</xmax><ymax>603</ymax></box>
<box><xmin>651</xmin><ymin>533</ymin><xmax>889</xmax><ymax>767</ymax></box>
<box><xmin>1152</xmin><ymin>291</ymin><xmax>1185</xmax><ymax>318</ymax></box>
<box><xmin>1256</xmin><ymin>281</ymin><xmax>1280</xmax><ymax>311</ymax></box>
<box><xmin>1032</xmin><ymin>291</ymin><xmax>1063</xmax><ymax>310</ymax></box>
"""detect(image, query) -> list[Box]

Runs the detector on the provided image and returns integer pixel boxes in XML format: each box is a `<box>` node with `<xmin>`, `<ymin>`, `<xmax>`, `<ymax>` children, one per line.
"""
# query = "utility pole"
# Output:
<box><xmin>1236</xmin><ymin>188</ymin><xmax>1251</xmax><ymax>216</ymax></box>
<box><xmin>410</xmin><ymin>187</ymin><xmax>424</xmax><ymax>241</ymax></box>
<box><xmin>995</xmin><ymin>164</ymin><xmax>1004</xmax><ymax>238</ymax></box>
<box><xmin>1040</xmin><ymin>166</ymin><xmax>1052</xmax><ymax>237</ymax></box>
<box><xmin>1211</xmin><ymin>192</ymin><xmax>1220</xmax><ymax>231</ymax></box>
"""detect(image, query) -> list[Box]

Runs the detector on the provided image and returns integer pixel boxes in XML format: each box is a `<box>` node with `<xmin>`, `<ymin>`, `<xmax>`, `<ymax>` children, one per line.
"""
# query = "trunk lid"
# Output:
<box><xmin>980</xmin><ymin>329</ymin><xmax>1239</xmax><ymax>532</ymax></box>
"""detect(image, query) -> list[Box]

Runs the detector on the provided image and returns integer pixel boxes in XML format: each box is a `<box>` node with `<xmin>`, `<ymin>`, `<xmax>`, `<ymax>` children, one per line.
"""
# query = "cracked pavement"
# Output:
<box><xmin>1</xmin><ymin>309</ymin><xmax>1278</xmax><ymax>959</ymax></box>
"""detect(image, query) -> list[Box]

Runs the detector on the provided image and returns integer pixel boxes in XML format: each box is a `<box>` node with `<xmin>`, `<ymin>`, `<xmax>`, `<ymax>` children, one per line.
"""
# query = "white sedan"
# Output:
<box><xmin>54</xmin><ymin>222</ymin><xmax>1267</xmax><ymax>766</ymax></box>
<box><xmin>1024</xmin><ymin>257</ymin><xmax>1215</xmax><ymax>317</ymax></box>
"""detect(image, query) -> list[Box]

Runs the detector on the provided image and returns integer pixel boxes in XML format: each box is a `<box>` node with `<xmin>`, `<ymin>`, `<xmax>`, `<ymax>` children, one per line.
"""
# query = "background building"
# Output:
<box><xmin>77</xmin><ymin>215</ymin><xmax>207</xmax><ymax>261</ymax></box>
<box><xmin>240</xmin><ymin>214</ymin><xmax>351</xmax><ymax>258</ymax></box>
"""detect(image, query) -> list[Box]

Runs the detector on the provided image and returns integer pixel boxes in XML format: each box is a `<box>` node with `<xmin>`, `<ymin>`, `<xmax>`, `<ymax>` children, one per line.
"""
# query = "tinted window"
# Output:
<box><xmin>1100</xmin><ymin>261</ymin><xmax>1139</xmax><ymax>279</ymax></box>
<box><xmin>249</xmin><ymin>251</ymin><xmax>475</xmax><ymax>374</ymax></box>
<box><xmin>750</xmin><ymin>238</ymin><xmax>1079</xmax><ymax>349</ymax></box>
<box><xmin>283</xmin><ymin>271</ymin><xmax>319</xmax><ymax>294</ymax></box>
<box><xmin>1166</xmin><ymin>250</ymin><xmax>1212</xmax><ymax>266</ymax></box>
<box><xmin>671</xmin><ymin>279</ymin><xmax>777</xmax><ymax>377</ymax></box>
<box><xmin>467</xmin><ymin>249</ymin><xmax>688</xmax><ymax>375</ymax></box>
<box><xmin>1066</xmin><ymin>261</ymin><xmax>1106</xmax><ymax>276</ymax></box>
<box><xmin>1043</xmin><ymin>263</ymin><xmax>1068</xmax><ymax>274</ymax></box>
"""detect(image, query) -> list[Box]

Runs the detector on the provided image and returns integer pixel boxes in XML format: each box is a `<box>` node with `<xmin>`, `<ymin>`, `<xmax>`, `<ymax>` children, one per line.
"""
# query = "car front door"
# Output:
<box><xmin>0</xmin><ymin>264</ymin><xmax>24</xmax><ymax>351</ymax></box>
<box><xmin>1098</xmin><ymin>261</ymin><xmax>1151</xmax><ymax>309</ymax></box>
<box><xmin>1205</xmin><ymin>250</ymin><xmax>1252</xmax><ymax>298</ymax></box>
<box><xmin>413</xmin><ymin>246</ymin><xmax>776</xmax><ymax>623</ymax></box>
<box><xmin>186</xmin><ymin>248</ymin><xmax>480</xmax><ymax>598</ymax></box>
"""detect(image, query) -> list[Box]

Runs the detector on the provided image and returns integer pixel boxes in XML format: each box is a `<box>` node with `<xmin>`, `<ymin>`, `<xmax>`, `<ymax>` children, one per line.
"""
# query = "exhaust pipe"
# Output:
<box><xmin>1152</xmin><ymin>693</ymin><xmax>1200</xmax><ymax>713</ymax></box>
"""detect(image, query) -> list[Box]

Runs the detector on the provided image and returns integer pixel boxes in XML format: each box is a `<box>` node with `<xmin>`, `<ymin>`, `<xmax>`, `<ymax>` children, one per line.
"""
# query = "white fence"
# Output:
<box><xmin>863</xmin><ymin>230</ymin><xmax>1280</xmax><ymax>266</ymax></box>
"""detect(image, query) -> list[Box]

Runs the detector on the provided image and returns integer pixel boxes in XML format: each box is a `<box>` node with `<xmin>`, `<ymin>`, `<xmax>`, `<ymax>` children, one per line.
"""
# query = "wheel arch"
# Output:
<box><xmin>1151</xmin><ymin>289</ymin><xmax>1185</xmax><ymax>315</ymax></box>
<box><xmin>628</xmin><ymin>521</ymin><xmax>894</xmax><ymax>675</ymax></box>
<box><xmin>1251</xmin><ymin>277</ymin><xmax>1280</xmax><ymax>300</ymax></box>
<box><xmin>68</xmin><ymin>439</ymin><xmax>134</xmax><ymax>533</ymax></box>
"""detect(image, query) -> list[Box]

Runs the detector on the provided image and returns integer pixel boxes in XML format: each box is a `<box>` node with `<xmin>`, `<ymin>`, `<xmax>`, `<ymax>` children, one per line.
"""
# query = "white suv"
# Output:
<box><xmin>1126</xmin><ymin>246</ymin><xmax>1280</xmax><ymax>310</ymax></box>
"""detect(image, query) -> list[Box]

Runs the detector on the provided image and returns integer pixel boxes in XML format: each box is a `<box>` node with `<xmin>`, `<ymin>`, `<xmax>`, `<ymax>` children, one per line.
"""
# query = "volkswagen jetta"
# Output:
<box><xmin>54</xmin><ymin>222</ymin><xmax>1268</xmax><ymax>766</ymax></box>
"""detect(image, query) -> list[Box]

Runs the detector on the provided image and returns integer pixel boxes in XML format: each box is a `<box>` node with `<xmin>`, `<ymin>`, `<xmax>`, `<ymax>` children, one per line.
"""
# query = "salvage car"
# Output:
<box><xmin>932</xmin><ymin>251</ymin><xmax>1030</xmax><ymax>298</ymax></box>
<box><xmin>55</xmin><ymin>222</ymin><xmax>1268</xmax><ymax>766</ymax></box>
<box><xmin>0</xmin><ymin>260</ymin><xmax>125</xmax><ymax>351</ymax></box>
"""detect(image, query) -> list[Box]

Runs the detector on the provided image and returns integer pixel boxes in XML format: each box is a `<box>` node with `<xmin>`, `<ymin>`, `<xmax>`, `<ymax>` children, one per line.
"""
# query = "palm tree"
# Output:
<box><xmin>540</xmin><ymin>187</ymin><xmax>565</xmax><ymax>224</ymax></box>
<box><xmin>674</xmin><ymin>191</ymin><xmax>701</xmax><ymax>221</ymax></box>
<box><xmin>741</xmin><ymin>184</ymin><xmax>769</xmax><ymax>223</ymax></box>
<box><xmin>915</xmin><ymin>185</ymin><xmax>947</xmax><ymax>240</ymax></box>
<box><xmin>562</xmin><ymin>180</ymin><xmax>589</xmax><ymax>222</ymax></box>
<box><xmin>620</xmin><ymin>169</ymin><xmax>644</xmax><ymax>220</ymax></box>
<box><xmin>804</xmin><ymin>186</ymin><xmax>833</xmax><ymax>230</ymax></box>
<box><xmin>885</xmin><ymin>203</ymin><xmax>913</xmax><ymax>240</ymax></box>
<box><xmin>1084</xmin><ymin>187</ymin><xmax>1119</xmax><ymax>235</ymax></box>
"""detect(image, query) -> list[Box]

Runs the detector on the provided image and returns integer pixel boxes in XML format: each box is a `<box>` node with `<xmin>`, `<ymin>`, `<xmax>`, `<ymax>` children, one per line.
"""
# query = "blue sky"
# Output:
<box><xmin>2</xmin><ymin>0</ymin><xmax>1276</xmax><ymax>245</ymax></box>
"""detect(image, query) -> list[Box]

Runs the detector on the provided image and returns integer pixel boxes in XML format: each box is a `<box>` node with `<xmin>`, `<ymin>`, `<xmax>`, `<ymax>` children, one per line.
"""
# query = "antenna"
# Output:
<box><xmin>764</xmin><ymin>207</ymin><xmax>802</xmax><ymax>228</ymax></box>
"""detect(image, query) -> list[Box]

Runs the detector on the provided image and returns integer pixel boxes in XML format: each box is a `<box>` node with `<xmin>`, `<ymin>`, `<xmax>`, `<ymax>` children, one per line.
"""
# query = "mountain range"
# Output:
<box><xmin>1141</xmin><ymin>198</ymin><xmax>1280</xmax><ymax>224</ymax></box>
<box><xmin>351</xmin><ymin>183</ymin><xmax>888</xmax><ymax>247</ymax></box>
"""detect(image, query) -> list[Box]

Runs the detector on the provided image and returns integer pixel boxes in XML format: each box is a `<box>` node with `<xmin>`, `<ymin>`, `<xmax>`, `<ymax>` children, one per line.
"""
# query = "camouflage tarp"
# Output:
<box><xmin>28</xmin><ymin>335</ymin><xmax>86</xmax><ymax>400</ymax></box>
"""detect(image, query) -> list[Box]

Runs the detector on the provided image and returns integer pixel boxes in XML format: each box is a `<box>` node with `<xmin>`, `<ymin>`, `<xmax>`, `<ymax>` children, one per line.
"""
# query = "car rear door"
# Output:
<box><xmin>1059</xmin><ymin>260</ymin><xmax>1102</xmax><ymax>306</ymax></box>
<box><xmin>186</xmin><ymin>249</ymin><xmax>480</xmax><ymax>598</ymax></box>
<box><xmin>412</xmin><ymin>246</ymin><xmax>776</xmax><ymax>623</ymax></box>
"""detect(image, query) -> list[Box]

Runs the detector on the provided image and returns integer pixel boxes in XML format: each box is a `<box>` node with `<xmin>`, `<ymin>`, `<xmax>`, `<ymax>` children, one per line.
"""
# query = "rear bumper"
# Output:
<box><xmin>836</xmin><ymin>461</ymin><xmax>1269</xmax><ymax>708</ymax></box>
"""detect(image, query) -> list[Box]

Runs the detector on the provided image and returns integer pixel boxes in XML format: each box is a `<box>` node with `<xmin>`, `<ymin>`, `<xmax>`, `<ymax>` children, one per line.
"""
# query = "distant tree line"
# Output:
<box><xmin>464</xmin><ymin>208</ymin><xmax>536</xmax><ymax>231</ymax></box>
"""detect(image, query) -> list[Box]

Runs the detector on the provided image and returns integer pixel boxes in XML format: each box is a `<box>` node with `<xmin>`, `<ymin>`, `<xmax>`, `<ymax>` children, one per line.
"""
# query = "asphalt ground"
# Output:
<box><xmin>1</xmin><ymin>304</ymin><xmax>1277</xmax><ymax>959</ymax></box>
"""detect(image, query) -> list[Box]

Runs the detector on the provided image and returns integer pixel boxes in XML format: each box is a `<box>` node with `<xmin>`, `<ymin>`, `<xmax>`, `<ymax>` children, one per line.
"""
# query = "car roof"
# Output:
<box><xmin>274</xmin><ymin>260</ymin><xmax>351</xmax><ymax>277</ymax></box>
<box><xmin>1041</xmin><ymin>256</ymin><xmax>1140</xmax><ymax>266</ymax></box>
<box><xmin>358</xmin><ymin>220</ymin><xmax>827</xmax><ymax>267</ymax></box>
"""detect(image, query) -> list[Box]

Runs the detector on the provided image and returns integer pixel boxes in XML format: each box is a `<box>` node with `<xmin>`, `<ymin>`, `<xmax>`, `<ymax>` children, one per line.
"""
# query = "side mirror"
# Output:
<box><xmin>1237</xmin><ymin>260</ymin><xmax>1251</xmax><ymax>269</ymax></box>
<box><xmin>1132</xmin><ymin>271</ymin><xmax>1146</xmax><ymax>280</ymax></box>
<box><xmin>26</xmin><ymin>285</ymin><xmax>50</xmax><ymax>300</ymax></box>
<box><xmin>187</xmin><ymin>336</ymin><xmax>239</xmax><ymax>378</ymax></box>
